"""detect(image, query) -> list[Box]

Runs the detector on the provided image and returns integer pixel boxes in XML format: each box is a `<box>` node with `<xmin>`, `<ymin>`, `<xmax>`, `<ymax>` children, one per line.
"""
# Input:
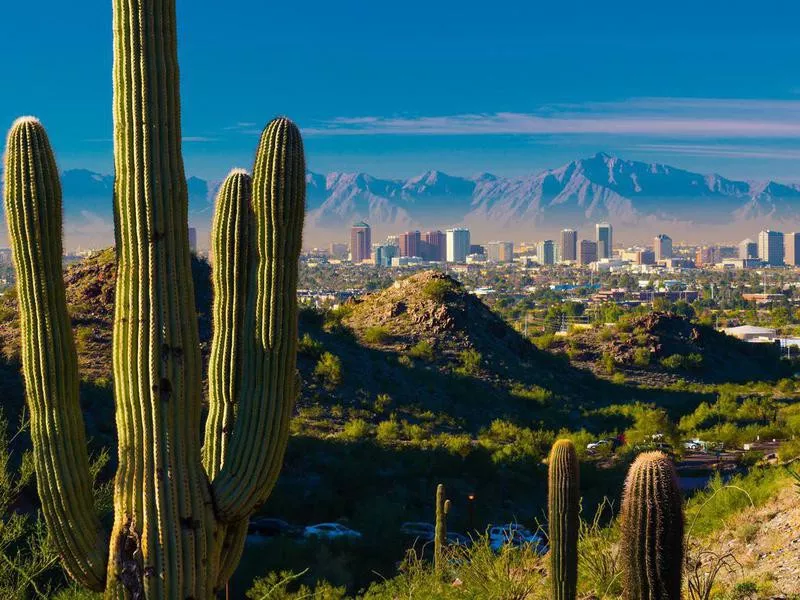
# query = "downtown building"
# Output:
<box><xmin>786</xmin><ymin>232</ymin><xmax>800</xmax><ymax>266</ymax></box>
<box><xmin>739</xmin><ymin>238</ymin><xmax>758</xmax><ymax>260</ymax></box>
<box><xmin>654</xmin><ymin>234</ymin><xmax>673</xmax><ymax>262</ymax></box>
<box><xmin>422</xmin><ymin>230</ymin><xmax>446</xmax><ymax>261</ymax></box>
<box><xmin>560</xmin><ymin>229</ymin><xmax>578</xmax><ymax>262</ymax></box>
<box><xmin>350</xmin><ymin>221</ymin><xmax>372</xmax><ymax>263</ymax></box>
<box><xmin>537</xmin><ymin>240</ymin><xmax>555</xmax><ymax>265</ymax></box>
<box><xmin>758</xmin><ymin>230</ymin><xmax>784</xmax><ymax>266</ymax></box>
<box><xmin>596</xmin><ymin>223</ymin><xmax>613</xmax><ymax>259</ymax></box>
<box><xmin>399</xmin><ymin>230</ymin><xmax>421</xmax><ymax>257</ymax></box>
<box><xmin>579</xmin><ymin>240</ymin><xmax>598</xmax><ymax>265</ymax></box>
<box><xmin>487</xmin><ymin>241</ymin><xmax>514</xmax><ymax>263</ymax></box>
<box><xmin>446</xmin><ymin>228</ymin><xmax>471</xmax><ymax>263</ymax></box>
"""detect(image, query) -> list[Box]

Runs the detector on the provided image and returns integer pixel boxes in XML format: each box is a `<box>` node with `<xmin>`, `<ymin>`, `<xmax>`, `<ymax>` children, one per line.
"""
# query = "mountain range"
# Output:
<box><xmin>2</xmin><ymin>152</ymin><xmax>800</xmax><ymax>247</ymax></box>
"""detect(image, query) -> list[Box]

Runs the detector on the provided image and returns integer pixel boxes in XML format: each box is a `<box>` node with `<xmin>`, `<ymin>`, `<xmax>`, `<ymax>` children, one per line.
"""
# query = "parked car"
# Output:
<box><xmin>248</xmin><ymin>518</ymin><xmax>300</xmax><ymax>537</ymax></box>
<box><xmin>400</xmin><ymin>522</ymin><xmax>435</xmax><ymax>538</ymax></box>
<box><xmin>488</xmin><ymin>525</ymin><xmax>546</xmax><ymax>553</ymax></box>
<box><xmin>586</xmin><ymin>438</ymin><xmax>619</xmax><ymax>454</ymax></box>
<box><xmin>683</xmin><ymin>441</ymin><xmax>702</xmax><ymax>451</ymax></box>
<box><xmin>303</xmin><ymin>523</ymin><xmax>362</xmax><ymax>540</ymax></box>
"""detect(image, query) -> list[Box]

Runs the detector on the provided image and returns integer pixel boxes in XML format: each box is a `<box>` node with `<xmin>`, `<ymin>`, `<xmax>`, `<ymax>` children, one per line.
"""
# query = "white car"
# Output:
<box><xmin>683</xmin><ymin>441</ymin><xmax>702</xmax><ymax>451</ymax></box>
<box><xmin>303</xmin><ymin>523</ymin><xmax>362</xmax><ymax>540</ymax></box>
<box><xmin>488</xmin><ymin>525</ymin><xmax>546</xmax><ymax>553</ymax></box>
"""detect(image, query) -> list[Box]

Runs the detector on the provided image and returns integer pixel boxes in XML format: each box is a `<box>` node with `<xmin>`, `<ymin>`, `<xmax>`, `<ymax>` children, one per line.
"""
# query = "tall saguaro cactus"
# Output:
<box><xmin>548</xmin><ymin>439</ymin><xmax>580</xmax><ymax>600</ymax></box>
<box><xmin>620</xmin><ymin>452</ymin><xmax>684</xmax><ymax>600</ymax></box>
<box><xmin>434</xmin><ymin>483</ymin><xmax>451</xmax><ymax>574</ymax></box>
<box><xmin>3</xmin><ymin>0</ymin><xmax>305</xmax><ymax>597</ymax></box>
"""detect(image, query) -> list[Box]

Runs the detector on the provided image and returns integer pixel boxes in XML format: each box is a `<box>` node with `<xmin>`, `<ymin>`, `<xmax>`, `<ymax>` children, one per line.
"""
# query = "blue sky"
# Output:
<box><xmin>2</xmin><ymin>0</ymin><xmax>800</xmax><ymax>182</ymax></box>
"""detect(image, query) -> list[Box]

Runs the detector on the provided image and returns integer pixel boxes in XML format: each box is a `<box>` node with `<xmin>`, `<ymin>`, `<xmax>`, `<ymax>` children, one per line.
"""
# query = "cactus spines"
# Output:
<box><xmin>434</xmin><ymin>484</ymin><xmax>450</xmax><ymax>573</ymax></box>
<box><xmin>3</xmin><ymin>117</ymin><xmax>108</xmax><ymax>591</ymax></box>
<box><xmin>548</xmin><ymin>439</ymin><xmax>580</xmax><ymax>600</ymax></box>
<box><xmin>620</xmin><ymin>451</ymin><xmax>684</xmax><ymax>600</ymax></box>
<box><xmin>5</xmin><ymin>0</ymin><xmax>305</xmax><ymax>596</ymax></box>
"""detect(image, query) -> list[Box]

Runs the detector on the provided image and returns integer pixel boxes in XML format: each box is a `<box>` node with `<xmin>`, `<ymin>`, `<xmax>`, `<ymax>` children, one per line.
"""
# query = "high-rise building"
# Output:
<box><xmin>487</xmin><ymin>241</ymin><xmax>514</xmax><ymax>263</ymax></box>
<box><xmin>422</xmin><ymin>230</ymin><xmax>446</xmax><ymax>261</ymax></box>
<box><xmin>560</xmin><ymin>229</ymin><xmax>578</xmax><ymax>262</ymax></box>
<box><xmin>446</xmin><ymin>228</ymin><xmax>471</xmax><ymax>263</ymax></box>
<box><xmin>758</xmin><ymin>230</ymin><xmax>784</xmax><ymax>266</ymax></box>
<box><xmin>374</xmin><ymin>244</ymin><xmax>398</xmax><ymax>267</ymax></box>
<box><xmin>654</xmin><ymin>234</ymin><xmax>672</xmax><ymax>262</ymax></box>
<box><xmin>786</xmin><ymin>233</ymin><xmax>800</xmax><ymax>266</ymax></box>
<box><xmin>596</xmin><ymin>223</ymin><xmax>613</xmax><ymax>259</ymax></box>
<box><xmin>696</xmin><ymin>246</ymin><xmax>720</xmax><ymax>266</ymax></box>
<box><xmin>579</xmin><ymin>240</ymin><xmax>598</xmax><ymax>265</ymax></box>
<box><xmin>738</xmin><ymin>238</ymin><xmax>758</xmax><ymax>260</ymax></box>
<box><xmin>329</xmin><ymin>242</ymin><xmax>348</xmax><ymax>259</ymax></box>
<box><xmin>188</xmin><ymin>227</ymin><xmax>198</xmax><ymax>253</ymax></box>
<box><xmin>350</xmin><ymin>221</ymin><xmax>372</xmax><ymax>263</ymax></box>
<box><xmin>386</xmin><ymin>235</ymin><xmax>400</xmax><ymax>247</ymax></box>
<box><xmin>399</xmin><ymin>230</ymin><xmax>421</xmax><ymax>257</ymax></box>
<box><xmin>537</xmin><ymin>240</ymin><xmax>555</xmax><ymax>265</ymax></box>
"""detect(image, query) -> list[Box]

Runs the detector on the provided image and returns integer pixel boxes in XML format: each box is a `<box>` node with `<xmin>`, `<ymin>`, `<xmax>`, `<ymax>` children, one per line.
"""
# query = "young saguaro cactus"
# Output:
<box><xmin>4</xmin><ymin>0</ymin><xmax>306</xmax><ymax>597</ymax></box>
<box><xmin>548</xmin><ymin>439</ymin><xmax>580</xmax><ymax>600</ymax></box>
<box><xmin>434</xmin><ymin>483</ymin><xmax>451</xmax><ymax>574</ymax></box>
<box><xmin>620</xmin><ymin>451</ymin><xmax>685</xmax><ymax>600</ymax></box>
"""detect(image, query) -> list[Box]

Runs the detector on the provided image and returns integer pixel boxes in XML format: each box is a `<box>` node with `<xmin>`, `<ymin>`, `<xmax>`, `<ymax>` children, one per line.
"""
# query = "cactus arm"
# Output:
<box><xmin>3</xmin><ymin>117</ymin><xmax>108</xmax><ymax>590</ymax></box>
<box><xmin>211</xmin><ymin>118</ymin><xmax>305</xmax><ymax>523</ymax></box>
<box><xmin>548</xmin><ymin>439</ymin><xmax>580</xmax><ymax>600</ymax></box>
<box><xmin>108</xmin><ymin>0</ymin><xmax>217</xmax><ymax>596</ymax></box>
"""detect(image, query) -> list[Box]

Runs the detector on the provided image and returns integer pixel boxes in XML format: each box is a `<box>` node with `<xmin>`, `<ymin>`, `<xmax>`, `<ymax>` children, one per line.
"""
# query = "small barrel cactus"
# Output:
<box><xmin>620</xmin><ymin>451</ymin><xmax>684</xmax><ymax>600</ymax></box>
<box><xmin>548</xmin><ymin>439</ymin><xmax>580</xmax><ymax>600</ymax></box>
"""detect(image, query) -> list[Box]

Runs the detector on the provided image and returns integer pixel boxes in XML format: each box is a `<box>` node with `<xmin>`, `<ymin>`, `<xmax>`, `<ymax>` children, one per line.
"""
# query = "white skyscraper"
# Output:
<box><xmin>446</xmin><ymin>228</ymin><xmax>471</xmax><ymax>263</ymax></box>
<box><xmin>596</xmin><ymin>223</ymin><xmax>613</xmax><ymax>259</ymax></box>
<box><xmin>654</xmin><ymin>234</ymin><xmax>673</xmax><ymax>262</ymax></box>
<box><xmin>758</xmin><ymin>230</ymin><xmax>784</xmax><ymax>266</ymax></box>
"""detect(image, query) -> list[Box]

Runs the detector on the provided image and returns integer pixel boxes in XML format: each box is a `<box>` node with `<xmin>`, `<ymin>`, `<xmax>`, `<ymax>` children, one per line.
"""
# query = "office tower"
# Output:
<box><xmin>637</xmin><ymin>249</ymin><xmax>655</xmax><ymax>265</ymax></box>
<box><xmin>738</xmin><ymin>238</ymin><xmax>758</xmax><ymax>260</ymax></box>
<box><xmin>696</xmin><ymin>246</ymin><xmax>720</xmax><ymax>266</ymax></box>
<box><xmin>386</xmin><ymin>235</ymin><xmax>400</xmax><ymax>247</ymax></box>
<box><xmin>350</xmin><ymin>221</ymin><xmax>372</xmax><ymax>263</ymax></box>
<box><xmin>758</xmin><ymin>230</ymin><xmax>784</xmax><ymax>266</ymax></box>
<box><xmin>446</xmin><ymin>228</ymin><xmax>471</xmax><ymax>263</ymax></box>
<box><xmin>374</xmin><ymin>244</ymin><xmax>398</xmax><ymax>267</ymax></box>
<box><xmin>487</xmin><ymin>241</ymin><xmax>514</xmax><ymax>263</ymax></box>
<box><xmin>560</xmin><ymin>229</ymin><xmax>578</xmax><ymax>262</ymax></box>
<box><xmin>653</xmin><ymin>234</ymin><xmax>672</xmax><ymax>262</ymax></box>
<box><xmin>579</xmin><ymin>240</ymin><xmax>598</xmax><ymax>265</ymax></box>
<box><xmin>329</xmin><ymin>242</ymin><xmax>348</xmax><ymax>259</ymax></box>
<box><xmin>786</xmin><ymin>233</ymin><xmax>800</xmax><ymax>266</ymax></box>
<box><xmin>423</xmin><ymin>230</ymin><xmax>446</xmax><ymax>261</ymax></box>
<box><xmin>399</xmin><ymin>230</ymin><xmax>421</xmax><ymax>257</ymax></box>
<box><xmin>596</xmin><ymin>223</ymin><xmax>613</xmax><ymax>259</ymax></box>
<box><xmin>537</xmin><ymin>240</ymin><xmax>555</xmax><ymax>265</ymax></box>
<box><xmin>188</xmin><ymin>227</ymin><xmax>198</xmax><ymax>253</ymax></box>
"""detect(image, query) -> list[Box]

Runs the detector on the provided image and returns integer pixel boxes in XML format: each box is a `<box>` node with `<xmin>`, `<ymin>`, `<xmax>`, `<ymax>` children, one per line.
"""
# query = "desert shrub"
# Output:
<box><xmin>660</xmin><ymin>354</ymin><xmax>685</xmax><ymax>370</ymax></box>
<box><xmin>455</xmin><ymin>349</ymin><xmax>482</xmax><ymax>376</ymax></box>
<box><xmin>632</xmin><ymin>347</ymin><xmax>651</xmax><ymax>367</ymax></box>
<box><xmin>341</xmin><ymin>418</ymin><xmax>372</xmax><ymax>440</ymax></box>
<box><xmin>439</xmin><ymin>433</ymin><xmax>473</xmax><ymax>458</ymax></box>
<box><xmin>510</xmin><ymin>383</ymin><xmax>553</xmax><ymax>406</ymax></box>
<box><xmin>600</xmin><ymin>352</ymin><xmax>616</xmax><ymax>375</ymax></box>
<box><xmin>778</xmin><ymin>438</ymin><xmax>800</xmax><ymax>461</ymax></box>
<box><xmin>315</xmin><ymin>352</ymin><xmax>342</xmax><ymax>389</ymax></box>
<box><xmin>422</xmin><ymin>278</ymin><xmax>456</xmax><ymax>302</ymax></box>
<box><xmin>611</xmin><ymin>372</ymin><xmax>626</xmax><ymax>385</ymax></box>
<box><xmin>532</xmin><ymin>333</ymin><xmax>556</xmax><ymax>350</ymax></box>
<box><xmin>578</xmin><ymin>500</ymin><xmax>621</xmax><ymax>598</ymax></box>
<box><xmin>376</xmin><ymin>419</ymin><xmax>402</xmax><ymax>444</ymax></box>
<box><xmin>408</xmin><ymin>340</ymin><xmax>435</xmax><ymax>362</ymax></box>
<box><xmin>373</xmin><ymin>394</ymin><xmax>393</xmax><ymax>414</ymax></box>
<box><xmin>364</xmin><ymin>326</ymin><xmax>392</xmax><ymax>345</ymax></box>
<box><xmin>298</xmin><ymin>333</ymin><xmax>324</xmax><ymax>358</ymax></box>
<box><xmin>246</xmin><ymin>571</ymin><xmax>347</xmax><ymax>599</ymax></box>
<box><xmin>598</xmin><ymin>327</ymin><xmax>615</xmax><ymax>342</ymax></box>
<box><xmin>397</xmin><ymin>355</ymin><xmax>414</xmax><ymax>368</ymax></box>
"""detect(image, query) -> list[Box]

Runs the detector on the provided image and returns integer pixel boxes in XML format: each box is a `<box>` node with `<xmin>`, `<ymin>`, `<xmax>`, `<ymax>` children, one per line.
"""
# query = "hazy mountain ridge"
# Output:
<box><xmin>2</xmin><ymin>152</ymin><xmax>800</xmax><ymax>247</ymax></box>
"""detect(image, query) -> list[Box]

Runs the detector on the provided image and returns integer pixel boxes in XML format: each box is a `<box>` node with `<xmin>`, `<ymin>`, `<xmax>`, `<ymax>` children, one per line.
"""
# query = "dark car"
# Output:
<box><xmin>248</xmin><ymin>518</ymin><xmax>300</xmax><ymax>537</ymax></box>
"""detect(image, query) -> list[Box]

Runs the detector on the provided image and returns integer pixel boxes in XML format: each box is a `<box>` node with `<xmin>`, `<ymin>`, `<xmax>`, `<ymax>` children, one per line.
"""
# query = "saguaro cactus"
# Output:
<box><xmin>434</xmin><ymin>483</ymin><xmax>451</xmax><ymax>574</ymax></box>
<box><xmin>3</xmin><ymin>0</ymin><xmax>305</xmax><ymax>597</ymax></box>
<box><xmin>620</xmin><ymin>451</ymin><xmax>684</xmax><ymax>600</ymax></box>
<box><xmin>548</xmin><ymin>439</ymin><xmax>580</xmax><ymax>600</ymax></box>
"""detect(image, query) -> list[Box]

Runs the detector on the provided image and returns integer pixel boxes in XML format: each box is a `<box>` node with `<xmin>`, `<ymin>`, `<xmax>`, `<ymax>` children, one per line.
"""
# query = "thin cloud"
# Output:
<box><xmin>304</xmin><ymin>97</ymin><xmax>800</xmax><ymax>139</ymax></box>
<box><xmin>633</xmin><ymin>143</ymin><xmax>800</xmax><ymax>161</ymax></box>
<box><xmin>183</xmin><ymin>136</ymin><xmax>216</xmax><ymax>143</ymax></box>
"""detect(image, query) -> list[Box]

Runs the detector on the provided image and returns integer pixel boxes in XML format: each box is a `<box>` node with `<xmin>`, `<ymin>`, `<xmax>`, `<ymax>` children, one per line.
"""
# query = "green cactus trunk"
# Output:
<box><xmin>434</xmin><ymin>484</ymin><xmax>451</xmax><ymax>574</ymax></box>
<box><xmin>620</xmin><ymin>451</ymin><xmax>684</xmax><ymax>600</ymax></box>
<box><xmin>548</xmin><ymin>439</ymin><xmax>580</xmax><ymax>600</ymax></box>
<box><xmin>4</xmin><ymin>1</ymin><xmax>305</xmax><ymax>597</ymax></box>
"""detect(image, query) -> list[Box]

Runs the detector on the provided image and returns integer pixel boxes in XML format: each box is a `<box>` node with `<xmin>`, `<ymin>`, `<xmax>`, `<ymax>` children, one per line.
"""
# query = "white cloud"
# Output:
<box><xmin>303</xmin><ymin>97</ymin><xmax>800</xmax><ymax>139</ymax></box>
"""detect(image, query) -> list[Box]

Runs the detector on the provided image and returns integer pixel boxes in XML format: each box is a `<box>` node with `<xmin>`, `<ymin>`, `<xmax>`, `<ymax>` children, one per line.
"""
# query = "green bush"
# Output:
<box><xmin>246</xmin><ymin>571</ymin><xmax>347</xmax><ymax>599</ymax></box>
<box><xmin>455</xmin><ymin>349</ymin><xmax>482</xmax><ymax>376</ymax></box>
<box><xmin>600</xmin><ymin>352</ymin><xmax>616</xmax><ymax>375</ymax></box>
<box><xmin>341</xmin><ymin>418</ymin><xmax>372</xmax><ymax>440</ymax></box>
<box><xmin>373</xmin><ymin>394</ymin><xmax>392</xmax><ymax>414</ymax></box>
<box><xmin>660</xmin><ymin>354</ymin><xmax>685</xmax><ymax>370</ymax></box>
<box><xmin>298</xmin><ymin>333</ymin><xmax>324</xmax><ymax>358</ymax></box>
<box><xmin>364</xmin><ymin>326</ymin><xmax>392</xmax><ymax>345</ymax></box>
<box><xmin>315</xmin><ymin>352</ymin><xmax>343</xmax><ymax>388</ymax></box>
<box><xmin>422</xmin><ymin>278</ymin><xmax>456</xmax><ymax>303</ymax></box>
<box><xmin>632</xmin><ymin>347</ymin><xmax>651</xmax><ymax>367</ymax></box>
<box><xmin>408</xmin><ymin>340</ymin><xmax>435</xmax><ymax>362</ymax></box>
<box><xmin>510</xmin><ymin>383</ymin><xmax>553</xmax><ymax>406</ymax></box>
<box><xmin>532</xmin><ymin>333</ymin><xmax>556</xmax><ymax>350</ymax></box>
<box><xmin>376</xmin><ymin>419</ymin><xmax>402</xmax><ymax>444</ymax></box>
